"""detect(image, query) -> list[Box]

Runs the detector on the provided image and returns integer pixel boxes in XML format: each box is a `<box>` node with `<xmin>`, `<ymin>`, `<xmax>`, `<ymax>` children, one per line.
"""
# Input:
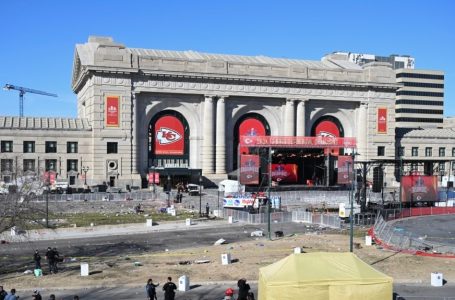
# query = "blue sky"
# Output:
<box><xmin>0</xmin><ymin>0</ymin><xmax>454</xmax><ymax>117</ymax></box>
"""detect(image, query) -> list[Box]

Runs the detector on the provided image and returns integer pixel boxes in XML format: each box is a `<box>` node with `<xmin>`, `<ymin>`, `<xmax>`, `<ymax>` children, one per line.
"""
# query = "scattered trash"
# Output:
<box><xmin>134</xmin><ymin>261</ymin><xmax>142</xmax><ymax>266</ymax></box>
<box><xmin>251</xmin><ymin>230</ymin><xmax>263</xmax><ymax>237</ymax></box>
<box><xmin>214</xmin><ymin>238</ymin><xmax>227</xmax><ymax>245</ymax></box>
<box><xmin>178</xmin><ymin>261</ymin><xmax>192</xmax><ymax>265</ymax></box>
<box><xmin>204</xmin><ymin>249</ymin><xmax>208</xmax><ymax>253</ymax></box>
<box><xmin>257</xmin><ymin>243</ymin><xmax>264</xmax><ymax>247</ymax></box>
<box><xmin>165</xmin><ymin>249</ymin><xmax>169</xmax><ymax>252</ymax></box>
<box><xmin>194</xmin><ymin>260</ymin><xmax>210</xmax><ymax>264</ymax></box>
<box><xmin>0</xmin><ymin>240</ymin><xmax>9</xmax><ymax>244</ymax></box>
<box><xmin>124</xmin><ymin>257</ymin><xmax>131</xmax><ymax>260</ymax></box>
<box><xmin>226</xmin><ymin>246</ymin><xmax>234</xmax><ymax>250</ymax></box>
<box><xmin>274</xmin><ymin>231</ymin><xmax>284</xmax><ymax>238</ymax></box>
<box><xmin>24</xmin><ymin>270</ymin><xmax>33</xmax><ymax>274</ymax></box>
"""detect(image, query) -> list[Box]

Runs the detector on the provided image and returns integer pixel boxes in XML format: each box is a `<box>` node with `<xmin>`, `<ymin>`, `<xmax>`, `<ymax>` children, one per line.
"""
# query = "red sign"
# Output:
<box><xmin>337</xmin><ymin>156</ymin><xmax>353</xmax><ymax>184</ymax></box>
<box><xmin>401</xmin><ymin>175</ymin><xmax>438</xmax><ymax>202</ymax></box>
<box><xmin>239</xmin><ymin>118</ymin><xmax>266</xmax><ymax>155</ymax></box>
<box><xmin>239</xmin><ymin>136</ymin><xmax>356</xmax><ymax>148</ymax></box>
<box><xmin>377</xmin><ymin>108</ymin><xmax>387</xmax><ymax>134</ymax></box>
<box><xmin>148</xmin><ymin>172</ymin><xmax>160</xmax><ymax>184</ymax></box>
<box><xmin>315</xmin><ymin>120</ymin><xmax>341</xmax><ymax>155</ymax></box>
<box><xmin>240</xmin><ymin>155</ymin><xmax>260</xmax><ymax>185</ymax></box>
<box><xmin>271</xmin><ymin>164</ymin><xmax>298</xmax><ymax>183</ymax></box>
<box><xmin>155</xmin><ymin>115</ymin><xmax>185</xmax><ymax>155</ymax></box>
<box><xmin>106</xmin><ymin>96</ymin><xmax>120</xmax><ymax>127</ymax></box>
<box><xmin>43</xmin><ymin>171</ymin><xmax>56</xmax><ymax>185</ymax></box>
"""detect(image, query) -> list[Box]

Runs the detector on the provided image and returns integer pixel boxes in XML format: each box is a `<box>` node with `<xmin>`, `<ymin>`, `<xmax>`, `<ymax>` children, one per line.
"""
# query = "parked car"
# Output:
<box><xmin>187</xmin><ymin>184</ymin><xmax>202</xmax><ymax>196</ymax></box>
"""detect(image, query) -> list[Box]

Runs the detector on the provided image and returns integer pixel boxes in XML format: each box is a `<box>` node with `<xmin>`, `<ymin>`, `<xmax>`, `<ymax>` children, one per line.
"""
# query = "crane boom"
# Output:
<box><xmin>3</xmin><ymin>84</ymin><xmax>58</xmax><ymax>117</ymax></box>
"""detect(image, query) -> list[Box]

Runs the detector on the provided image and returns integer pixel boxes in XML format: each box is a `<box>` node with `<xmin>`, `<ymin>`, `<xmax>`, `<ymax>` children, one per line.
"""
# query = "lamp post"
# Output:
<box><xmin>151</xmin><ymin>166</ymin><xmax>156</xmax><ymax>194</ymax></box>
<box><xmin>267</xmin><ymin>147</ymin><xmax>273</xmax><ymax>241</ymax></box>
<box><xmin>46</xmin><ymin>171</ymin><xmax>50</xmax><ymax>228</ymax></box>
<box><xmin>199</xmin><ymin>176</ymin><xmax>203</xmax><ymax>217</ymax></box>
<box><xmin>82</xmin><ymin>166</ymin><xmax>89</xmax><ymax>186</ymax></box>
<box><xmin>348</xmin><ymin>150</ymin><xmax>356</xmax><ymax>253</ymax></box>
<box><xmin>167</xmin><ymin>174</ymin><xmax>171</xmax><ymax>208</ymax></box>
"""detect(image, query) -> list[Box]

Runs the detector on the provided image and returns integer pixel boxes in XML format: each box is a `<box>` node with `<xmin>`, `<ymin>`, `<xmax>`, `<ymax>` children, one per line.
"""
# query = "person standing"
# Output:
<box><xmin>33</xmin><ymin>290</ymin><xmax>42</xmax><ymax>300</ymax></box>
<box><xmin>237</xmin><ymin>278</ymin><xmax>251</xmax><ymax>300</ymax></box>
<box><xmin>145</xmin><ymin>278</ymin><xmax>159</xmax><ymax>300</ymax></box>
<box><xmin>34</xmin><ymin>250</ymin><xmax>42</xmax><ymax>270</ymax></box>
<box><xmin>0</xmin><ymin>286</ymin><xmax>7</xmax><ymax>300</ymax></box>
<box><xmin>45</xmin><ymin>247</ymin><xmax>54</xmax><ymax>274</ymax></box>
<box><xmin>52</xmin><ymin>248</ymin><xmax>60</xmax><ymax>273</ymax></box>
<box><xmin>4</xmin><ymin>289</ymin><xmax>18</xmax><ymax>300</ymax></box>
<box><xmin>162</xmin><ymin>277</ymin><xmax>177</xmax><ymax>300</ymax></box>
<box><xmin>205</xmin><ymin>202</ymin><xmax>210</xmax><ymax>217</ymax></box>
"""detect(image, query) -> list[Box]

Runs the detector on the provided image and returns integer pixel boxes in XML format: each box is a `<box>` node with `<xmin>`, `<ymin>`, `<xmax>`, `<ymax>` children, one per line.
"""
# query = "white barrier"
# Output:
<box><xmin>221</xmin><ymin>253</ymin><xmax>231</xmax><ymax>265</ymax></box>
<box><xmin>81</xmin><ymin>263</ymin><xmax>89</xmax><ymax>276</ymax></box>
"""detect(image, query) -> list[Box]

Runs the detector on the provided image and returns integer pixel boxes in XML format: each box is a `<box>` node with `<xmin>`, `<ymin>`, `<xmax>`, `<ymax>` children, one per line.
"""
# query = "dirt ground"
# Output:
<box><xmin>2</xmin><ymin>231</ymin><xmax>455</xmax><ymax>290</ymax></box>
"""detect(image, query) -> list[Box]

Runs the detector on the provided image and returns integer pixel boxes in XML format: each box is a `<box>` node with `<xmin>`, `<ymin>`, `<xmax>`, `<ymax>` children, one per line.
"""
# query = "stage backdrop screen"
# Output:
<box><xmin>401</xmin><ymin>175</ymin><xmax>438</xmax><ymax>202</ymax></box>
<box><xmin>314</xmin><ymin>120</ymin><xmax>340</xmax><ymax>155</ymax></box>
<box><xmin>239</xmin><ymin>118</ymin><xmax>266</xmax><ymax>155</ymax></box>
<box><xmin>337</xmin><ymin>156</ymin><xmax>353</xmax><ymax>184</ymax></box>
<box><xmin>271</xmin><ymin>164</ymin><xmax>298</xmax><ymax>183</ymax></box>
<box><xmin>154</xmin><ymin>115</ymin><xmax>185</xmax><ymax>155</ymax></box>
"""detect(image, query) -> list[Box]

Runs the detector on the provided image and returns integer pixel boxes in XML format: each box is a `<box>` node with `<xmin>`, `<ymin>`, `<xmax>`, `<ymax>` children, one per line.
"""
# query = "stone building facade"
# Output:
<box><xmin>1</xmin><ymin>36</ymin><xmax>425</xmax><ymax>189</ymax></box>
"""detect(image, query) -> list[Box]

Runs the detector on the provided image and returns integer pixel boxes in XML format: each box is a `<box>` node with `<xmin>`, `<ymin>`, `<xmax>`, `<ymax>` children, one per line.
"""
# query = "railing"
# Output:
<box><xmin>373</xmin><ymin>215</ymin><xmax>455</xmax><ymax>255</ymax></box>
<box><xmin>223</xmin><ymin>208</ymin><xmax>293</xmax><ymax>224</ymax></box>
<box><xmin>33</xmin><ymin>191</ymin><xmax>160</xmax><ymax>202</ymax></box>
<box><xmin>292</xmin><ymin>210</ymin><xmax>342</xmax><ymax>228</ymax></box>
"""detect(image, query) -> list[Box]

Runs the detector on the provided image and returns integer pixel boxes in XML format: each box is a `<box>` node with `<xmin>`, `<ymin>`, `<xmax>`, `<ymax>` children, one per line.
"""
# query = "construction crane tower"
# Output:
<box><xmin>3</xmin><ymin>84</ymin><xmax>58</xmax><ymax>117</ymax></box>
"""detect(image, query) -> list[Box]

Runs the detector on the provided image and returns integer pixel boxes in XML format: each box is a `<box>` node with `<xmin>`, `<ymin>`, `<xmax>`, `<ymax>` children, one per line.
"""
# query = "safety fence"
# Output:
<box><xmin>33</xmin><ymin>191</ymin><xmax>161</xmax><ymax>202</ymax></box>
<box><xmin>223</xmin><ymin>208</ymin><xmax>293</xmax><ymax>224</ymax></box>
<box><xmin>222</xmin><ymin>207</ymin><xmax>342</xmax><ymax>228</ymax></box>
<box><xmin>372</xmin><ymin>215</ymin><xmax>455</xmax><ymax>255</ymax></box>
<box><xmin>379</xmin><ymin>207</ymin><xmax>455</xmax><ymax>222</ymax></box>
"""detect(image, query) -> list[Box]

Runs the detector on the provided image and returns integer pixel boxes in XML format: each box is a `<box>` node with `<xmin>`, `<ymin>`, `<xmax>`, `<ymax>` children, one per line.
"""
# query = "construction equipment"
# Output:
<box><xmin>3</xmin><ymin>84</ymin><xmax>58</xmax><ymax>117</ymax></box>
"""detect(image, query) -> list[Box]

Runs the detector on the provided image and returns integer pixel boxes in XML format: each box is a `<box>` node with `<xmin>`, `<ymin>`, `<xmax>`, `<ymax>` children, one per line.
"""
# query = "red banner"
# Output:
<box><xmin>337</xmin><ymin>156</ymin><xmax>353</xmax><ymax>184</ymax></box>
<box><xmin>401</xmin><ymin>175</ymin><xmax>438</xmax><ymax>202</ymax></box>
<box><xmin>155</xmin><ymin>115</ymin><xmax>185</xmax><ymax>155</ymax></box>
<box><xmin>239</xmin><ymin>155</ymin><xmax>260</xmax><ymax>185</ymax></box>
<box><xmin>148</xmin><ymin>172</ymin><xmax>160</xmax><ymax>184</ymax></box>
<box><xmin>377</xmin><ymin>108</ymin><xmax>387</xmax><ymax>133</ymax></box>
<box><xmin>271</xmin><ymin>164</ymin><xmax>298</xmax><ymax>183</ymax></box>
<box><xmin>315</xmin><ymin>120</ymin><xmax>340</xmax><ymax>155</ymax></box>
<box><xmin>43</xmin><ymin>171</ymin><xmax>56</xmax><ymax>185</ymax></box>
<box><xmin>106</xmin><ymin>96</ymin><xmax>120</xmax><ymax>127</ymax></box>
<box><xmin>239</xmin><ymin>118</ymin><xmax>266</xmax><ymax>155</ymax></box>
<box><xmin>239</xmin><ymin>136</ymin><xmax>356</xmax><ymax>148</ymax></box>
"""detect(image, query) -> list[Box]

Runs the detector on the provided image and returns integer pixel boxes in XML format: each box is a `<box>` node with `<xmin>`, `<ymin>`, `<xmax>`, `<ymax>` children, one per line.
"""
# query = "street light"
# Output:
<box><xmin>167</xmin><ymin>174</ymin><xmax>171</xmax><ymax>207</ymax></box>
<box><xmin>82</xmin><ymin>166</ymin><xmax>89</xmax><ymax>186</ymax></box>
<box><xmin>199</xmin><ymin>176</ymin><xmax>203</xmax><ymax>217</ymax></box>
<box><xmin>151</xmin><ymin>166</ymin><xmax>156</xmax><ymax>194</ymax></box>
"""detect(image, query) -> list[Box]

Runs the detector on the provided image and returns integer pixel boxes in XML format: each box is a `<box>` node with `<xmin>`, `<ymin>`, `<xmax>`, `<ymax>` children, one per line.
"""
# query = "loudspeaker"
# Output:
<box><xmin>372</xmin><ymin>167</ymin><xmax>383</xmax><ymax>193</ymax></box>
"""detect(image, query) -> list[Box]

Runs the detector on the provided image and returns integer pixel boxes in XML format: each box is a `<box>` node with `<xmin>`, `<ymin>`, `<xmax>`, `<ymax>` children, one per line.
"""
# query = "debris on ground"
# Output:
<box><xmin>178</xmin><ymin>260</ymin><xmax>192</xmax><ymax>265</ymax></box>
<box><xmin>194</xmin><ymin>260</ymin><xmax>210</xmax><ymax>264</ymax></box>
<box><xmin>23</xmin><ymin>270</ymin><xmax>33</xmax><ymax>274</ymax></box>
<box><xmin>214</xmin><ymin>238</ymin><xmax>227</xmax><ymax>245</ymax></box>
<box><xmin>251</xmin><ymin>230</ymin><xmax>263</xmax><ymax>237</ymax></box>
<box><xmin>134</xmin><ymin>261</ymin><xmax>142</xmax><ymax>266</ymax></box>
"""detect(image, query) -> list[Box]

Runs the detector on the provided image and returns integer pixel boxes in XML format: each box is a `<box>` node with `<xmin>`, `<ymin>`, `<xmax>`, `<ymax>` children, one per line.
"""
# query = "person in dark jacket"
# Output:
<box><xmin>237</xmin><ymin>278</ymin><xmax>251</xmax><ymax>300</ymax></box>
<box><xmin>0</xmin><ymin>286</ymin><xmax>7</xmax><ymax>300</ymax></box>
<box><xmin>45</xmin><ymin>247</ymin><xmax>54</xmax><ymax>274</ymax></box>
<box><xmin>33</xmin><ymin>290</ymin><xmax>42</xmax><ymax>300</ymax></box>
<box><xmin>52</xmin><ymin>248</ymin><xmax>60</xmax><ymax>273</ymax></box>
<box><xmin>48</xmin><ymin>294</ymin><xmax>56</xmax><ymax>300</ymax></box>
<box><xmin>34</xmin><ymin>250</ymin><xmax>42</xmax><ymax>270</ymax></box>
<box><xmin>162</xmin><ymin>277</ymin><xmax>177</xmax><ymax>300</ymax></box>
<box><xmin>145</xmin><ymin>278</ymin><xmax>159</xmax><ymax>300</ymax></box>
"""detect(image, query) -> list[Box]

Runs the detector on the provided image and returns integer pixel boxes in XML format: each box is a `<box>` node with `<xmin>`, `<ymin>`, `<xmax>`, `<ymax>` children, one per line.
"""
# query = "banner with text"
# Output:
<box><xmin>377</xmin><ymin>108</ymin><xmax>387</xmax><ymax>134</ymax></box>
<box><xmin>401</xmin><ymin>175</ymin><xmax>438</xmax><ymax>202</ymax></box>
<box><xmin>154</xmin><ymin>115</ymin><xmax>185</xmax><ymax>155</ymax></box>
<box><xmin>240</xmin><ymin>154</ymin><xmax>260</xmax><ymax>185</ymax></box>
<box><xmin>239</xmin><ymin>136</ymin><xmax>356</xmax><ymax>148</ymax></box>
<box><xmin>106</xmin><ymin>96</ymin><xmax>120</xmax><ymax>127</ymax></box>
<box><xmin>337</xmin><ymin>156</ymin><xmax>353</xmax><ymax>184</ymax></box>
<box><xmin>271</xmin><ymin>164</ymin><xmax>298</xmax><ymax>183</ymax></box>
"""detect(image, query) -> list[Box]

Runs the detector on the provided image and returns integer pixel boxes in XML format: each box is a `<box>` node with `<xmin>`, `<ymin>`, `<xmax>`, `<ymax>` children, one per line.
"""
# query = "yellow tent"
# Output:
<box><xmin>258</xmin><ymin>252</ymin><xmax>393</xmax><ymax>300</ymax></box>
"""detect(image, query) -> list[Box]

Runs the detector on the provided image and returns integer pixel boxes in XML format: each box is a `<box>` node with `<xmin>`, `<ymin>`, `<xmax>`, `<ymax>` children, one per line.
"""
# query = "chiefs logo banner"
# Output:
<box><xmin>337</xmin><ymin>156</ymin><xmax>353</xmax><ymax>184</ymax></box>
<box><xmin>401</xmin><ymin>175</ymin><xmax>438</xmax><ymax>202</ymax></box>
<box><xmin>271</xmin><ymin>164</ymin><xmax>298</xmax><ymax>183</ymax></box>
<box><xmin>315</xmin><ymin>120</ymin><xmax>341</xmax><ymax>156</ymax></box>
<box><xmin>239</xmin><ymin>118</ymin><xmax>266</xmax><ymax>155</ymax></box>
<box><xmin>154</xmin><ymin>115</ymin><xmax>185</xmax><ymax>155</ymax></box>
<box><xmin>377</xmin><ymin>108</ymin><xmax>387</xmax><ymax>134</ymax></box>
<box><xmin>240</xmin><ymin>155</ymin><xmax>260</xmax><ymax>185</ymax></box>
<box><xmin>106</xmin><ymin>96</ymin><xmax>120</xmax><ymax>127</ymax></box>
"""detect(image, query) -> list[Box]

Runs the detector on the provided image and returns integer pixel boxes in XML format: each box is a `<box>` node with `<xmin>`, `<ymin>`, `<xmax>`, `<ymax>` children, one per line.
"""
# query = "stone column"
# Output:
<box><xmin>215</xmin><ymin>96</ymin><xmax>226</xmax><ymax>174</ymax></box>
<box><xmin>202</xmin><ymin>95</ymin><xmax>215</xmax><ymax>174</ymax></box>
<box><xmin>284</xmin><ymin>99</ymin><xmax>295</xmax><ymax>136</ymax></box>
<box><xmin>357</xmin><ymin>101</ymin><xmax>368</xmax><ymax>160</ymax></box>
<box><xmin>296</xmin><ymin>99</ymin><xmax>307</xmax><ymax>136</ymax></box>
